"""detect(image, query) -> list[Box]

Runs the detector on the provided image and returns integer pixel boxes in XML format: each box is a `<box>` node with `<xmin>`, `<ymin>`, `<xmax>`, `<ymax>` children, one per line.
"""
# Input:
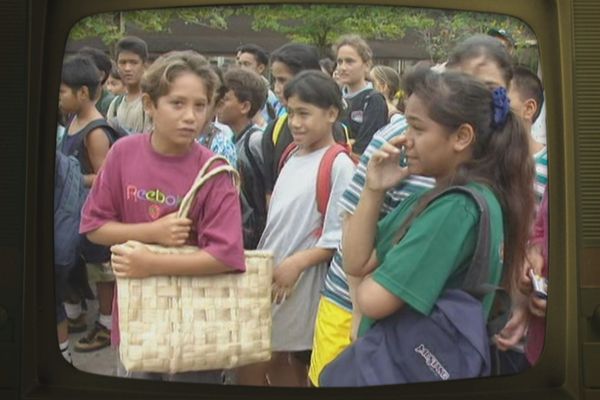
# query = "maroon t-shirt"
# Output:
<box><xmin>80</xmin><ymin>133</ymin><xmax>245</xmax><ymax>345</ymax></box>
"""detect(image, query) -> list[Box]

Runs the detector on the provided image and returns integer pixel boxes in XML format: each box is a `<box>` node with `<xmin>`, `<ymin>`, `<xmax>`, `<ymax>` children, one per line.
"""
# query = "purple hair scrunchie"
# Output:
<box><xmin>491</xmin><ymin>86</ymin><xmax>511</xmax><ymax>129</ymax></box>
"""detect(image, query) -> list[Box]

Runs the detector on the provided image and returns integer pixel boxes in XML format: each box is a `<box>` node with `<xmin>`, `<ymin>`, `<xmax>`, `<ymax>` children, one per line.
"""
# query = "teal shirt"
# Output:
<box><xmin>358</xmin><ymin>183</ymin><xmax>505</xmax><ymax>337</ymax></box>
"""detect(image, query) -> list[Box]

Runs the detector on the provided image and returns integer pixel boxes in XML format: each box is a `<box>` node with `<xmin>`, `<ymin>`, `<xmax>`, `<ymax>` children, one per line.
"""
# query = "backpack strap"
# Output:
<box><xmin>396</xmin><ymin>186</ymin><xmax>493</xmax><ymax>295</ymax></box>
<box><xmin>110</xmin><ymin>94</ymin><xmax>149</xmax><ymax>133</ymax></box>
<box><xmin>316</xmin><ymin>144</ymin><xmax>349</xmax><ymax>217</ymax></box>
<box><xmin>242</xmin><ymin>128</ymin><xmax>268</xmax><ymax>238</ymax></box>
<box><xmin>277</xmin><ymin>142</ymin><xmax>350</xmax><ymax>237</ymax></box>
<box><xmin>64</xmin><ymin>119</ymin><xmax>118</xmax><ymax>174</ymax></box>
<box><xmin>266</xmin><ymin>101</ymin><xmax>277</xmax><ymax>121</ymax></box>
<box><xmin>434</xmin><ymin>187</ymin><xmax>491</xmax><ymax>297</ymax></box>
<box><xmin>83</xmin><ymin>119</ymin><xmax>120</xmax><ymax>143</ymax></box>
<box><xmin>443</xmin><ymin>187</ymin><xmax>511</xmax><ymax>337</ymax></box>
<box><xmin>362</xmin><ymin>88</ymin><xmax>375</xmax><ymax>109</ymax></box>
<box><xmin>111</xmin><ymin>94</ymin><xmax>125</xmax><ymax>119</ymax></box>
<box><xmin>272</xmin><ymin>115</ymin><xmax>288</xmax><ymax>146</ymax></box>
<box><xmin>392</xmin><ymin>185</ymin><xmax>510</xmax><ymax>333</ymax></box>
<box><xmin>277</xmin><ymin>142</ymin><xmax>299</xmax><ymax>174</ymax></box>
<box><xmin>314</xmin><ymin>144</ymin><xmax>350</xmax><ymax>237</ymax></box>
<box><xmin>242</xmin><ymin>126</ymin><xmax>265</xmax><ymax>183</ymax></box>
<box><xmin>362</xmin><ymin>88</ymin><xmax>385</xmax><ymax>113</ymax></box>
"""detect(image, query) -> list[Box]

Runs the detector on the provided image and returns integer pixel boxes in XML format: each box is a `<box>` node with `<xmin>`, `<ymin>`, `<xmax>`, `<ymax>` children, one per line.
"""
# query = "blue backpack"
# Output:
<box><xmin>59</xmin><ymin>118</ymin><xmax>126</xmax><ymax>263</ymax></box>
<box><xmin>320</xmin><ymin>186</ymin><xmax>508</xmax><ymax>387</ymax></box>
<box><xmin>54</xmin><ymin>151</ymin><xmax>87</xmax><ymax>268</ymax></box>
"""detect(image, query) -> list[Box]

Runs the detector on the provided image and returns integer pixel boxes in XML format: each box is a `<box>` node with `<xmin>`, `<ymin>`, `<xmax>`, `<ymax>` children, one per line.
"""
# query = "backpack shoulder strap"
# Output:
<box><xmin>433</xmin><ymin>187</ymin><xmax>491</xmax><ymax>295</ymax></box>
<box><xmin>243</xmin><ymin>127</ymin><xmax>264</xmax><ymax>178</ymax></box>
<box><xmin>83</xmin><ymin>119</ymin><xmax>114</xmax><ymax>136</ymax></box>
<box><xmin>392</xmin><ymin>185</ymin><xmax>492</xmax><ymax>295</ymax></box>
<box><xmin>362</xmin><ymin>88</ymin><xmax>381</xmax><ymax>110</ymax></box>
<box><xmin>417</xmin><ymin>186</ymin><xmax>511</xmax><ymax>332</ymax></box>
<box><xmin>272</xmin><ymin>115</ymin><xmax>288</xmax><ymax>146</ymax></box>
<box><xmin>111</xmin><ymin>94</ymin><xmax>124</xmax><ymax>119</ymax></box>
<box><xmin>309</xmin><ymin>144</ymin><xmax>351</xmax><ymax>238</ymax></box>
<box><xmin>82</xmin><ymin>119</ymin><xmax>121</xmax><ymax>146</ymax></box>
<box><xmin>66</xmin><ymin>119</ymin><xmax>115</xmax><ymax>168</ymax></box>
<box><xmin>361</xmin><ymin>88</ymin><xmax>374</xmax><ymax>110</ymax></box>
<box><xmin>316</xmin><ymin>144</ymin><xmax>350</xmax><ymax>217</ymax></box>
<box><xmin>277</xmin><ymin>141</ymin><xmax>298</xmax><ymax>174</ymax></box>
<box><xmin>266</xmin><ymin>101</ymin><xmax>277</xmax><ymax>121</ymax></box>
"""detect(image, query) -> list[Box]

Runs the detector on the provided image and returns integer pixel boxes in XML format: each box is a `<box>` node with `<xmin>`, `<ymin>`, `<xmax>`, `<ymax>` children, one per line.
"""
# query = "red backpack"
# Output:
<box><xmin>277</xmin><ymin>143</ymin><xmax>356</xmax><ymax>237</ymax></box>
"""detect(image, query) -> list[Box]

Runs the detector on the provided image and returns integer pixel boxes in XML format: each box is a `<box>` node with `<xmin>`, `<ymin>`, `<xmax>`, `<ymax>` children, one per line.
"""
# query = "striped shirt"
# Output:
<box><xmin>322</xmin><ymin>116</ymin><xmax>435</xmax><ymax>311</ymax></box>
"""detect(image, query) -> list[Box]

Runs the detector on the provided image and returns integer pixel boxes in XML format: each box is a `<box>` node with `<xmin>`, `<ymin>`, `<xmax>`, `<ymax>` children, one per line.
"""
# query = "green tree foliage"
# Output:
<box><xmin>234</xmin><ymin>5</ymin><xmax>421</xmax><ymax>57</ymax></box>
<box><xmin>235</xmin><ymin>5</ymin><xmax>536</xmax><ymax>63</ymax></box>
<box><xmin>69</xmin><ymin>5</ymin><xmax>537</xmax><ymax>65</ymax></box>
<box><xmin>69</xmin><ymin>7</ymin><xmax>233</xmax><ymax>49</ymax></box>
<box><xmin>405</xmin><ymin>10</ymin><xmax>536</xmax><ymax>63</ymax></box>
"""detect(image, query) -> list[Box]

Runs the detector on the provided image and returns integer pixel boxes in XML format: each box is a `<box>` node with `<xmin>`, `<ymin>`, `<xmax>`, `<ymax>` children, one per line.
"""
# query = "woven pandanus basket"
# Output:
<box><xmin>115</xmin><ymin>156</ymin><xmax>273</xmax><ymax>374</ymax></box>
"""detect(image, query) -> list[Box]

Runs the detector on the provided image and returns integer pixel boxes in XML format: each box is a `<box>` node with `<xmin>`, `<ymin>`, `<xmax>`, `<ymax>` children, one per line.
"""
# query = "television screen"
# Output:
<box><xmin>2</xmin><ymin>0</ymin><xmax>599</xmax><ymax>399</ymax></box>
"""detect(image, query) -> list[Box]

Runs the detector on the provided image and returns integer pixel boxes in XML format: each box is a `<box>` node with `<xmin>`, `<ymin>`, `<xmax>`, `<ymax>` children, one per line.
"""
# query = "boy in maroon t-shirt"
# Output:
<box><xmin>80</xmin><ymin>50</ymin><xmax>245</xmax><ymax>383</ymax></box>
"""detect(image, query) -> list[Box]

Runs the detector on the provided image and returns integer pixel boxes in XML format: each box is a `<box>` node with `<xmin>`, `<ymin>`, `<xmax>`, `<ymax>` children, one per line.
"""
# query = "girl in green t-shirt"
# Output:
<box><xmin>343</xmin><ymin>68</ymin><xmax>536</xmax><ymax>337</ymax></box>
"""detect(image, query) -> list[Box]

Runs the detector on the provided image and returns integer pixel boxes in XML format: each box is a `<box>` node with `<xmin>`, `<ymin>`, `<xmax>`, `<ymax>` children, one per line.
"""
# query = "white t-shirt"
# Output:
<box><xmin>107</xmin><ymin>94</ymin><xmax>152</xmax><ymax>134</ymax></box>
<box><xmin>258</xmin><ymin>145</ymin><xmax>354</xmax><ymax>351</ymax></box>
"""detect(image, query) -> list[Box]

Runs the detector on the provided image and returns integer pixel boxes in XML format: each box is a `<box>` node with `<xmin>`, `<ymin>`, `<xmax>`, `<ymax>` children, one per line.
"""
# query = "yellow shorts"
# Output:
<box><xmin>308</xmin><ymin>296</ymin><xmax>352</xmax><ymax>387</ymax></box>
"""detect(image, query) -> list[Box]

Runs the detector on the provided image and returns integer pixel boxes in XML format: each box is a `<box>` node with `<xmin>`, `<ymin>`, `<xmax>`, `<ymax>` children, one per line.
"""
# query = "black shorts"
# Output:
<box><xmin>291</xmin><ymin>350</ymin><xmax>312</xmax><ymax>367</ymax></box>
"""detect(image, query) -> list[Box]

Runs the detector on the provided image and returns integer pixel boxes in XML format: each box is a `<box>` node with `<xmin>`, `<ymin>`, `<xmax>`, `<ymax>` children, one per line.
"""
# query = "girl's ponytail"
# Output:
<box><xmin>485</xmin><ymin>105</ymin><xmax>536</xmax><ymax>289</ymax></box>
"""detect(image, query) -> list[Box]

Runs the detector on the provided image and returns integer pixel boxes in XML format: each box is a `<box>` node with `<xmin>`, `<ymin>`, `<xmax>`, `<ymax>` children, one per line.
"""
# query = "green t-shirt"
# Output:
<box><xmin>358</xmin><ymin>183</ymin><xmax>505</xmax><ymax>337</ymax></box>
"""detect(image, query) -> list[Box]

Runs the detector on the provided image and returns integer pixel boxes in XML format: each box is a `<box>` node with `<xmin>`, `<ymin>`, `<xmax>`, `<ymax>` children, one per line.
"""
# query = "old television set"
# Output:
<box><xmin>1</xmin><ymin>0</ymin><xmax>599</xmax><ymax>399</ymax></box>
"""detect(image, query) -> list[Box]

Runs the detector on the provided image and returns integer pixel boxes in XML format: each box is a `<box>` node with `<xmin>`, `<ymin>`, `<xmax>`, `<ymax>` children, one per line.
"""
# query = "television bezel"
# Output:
<box><xmin>21</xmin><ymin>0</ymin><xmax>581</xmax><ymax>398</ymax></box>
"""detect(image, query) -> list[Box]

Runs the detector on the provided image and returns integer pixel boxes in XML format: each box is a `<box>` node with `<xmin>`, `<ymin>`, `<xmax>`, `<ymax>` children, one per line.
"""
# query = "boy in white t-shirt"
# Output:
<box><xmin>106</xmin><ymin>36</ymin><xmax>152</xmax><ymax>134</ymax></box>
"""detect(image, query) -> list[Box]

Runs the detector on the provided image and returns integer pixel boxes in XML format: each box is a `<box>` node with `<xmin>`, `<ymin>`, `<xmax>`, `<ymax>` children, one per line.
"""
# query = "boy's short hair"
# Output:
<box><xmin>61</xmin><ymin>55</ymin><xmax>101</xmax><ymax>100</ymax></box>
<box><xmin>115</xmin><ymin>36</ymin><xmax>149</xmax><ymax>62</ymax></box>
<box><xmin>512</xmin><ymin>65</ymin><xmax>545</xmax><ymax>123</ymax></box>
<box><xmin>270</xmin><ymin>43</ymin><xmax>321</xmax><ymax>75</ymax></box>
<box><xmin>283</xmin><ymin>70</ymin><xmax>344</xmax><ymax>117</ymax></box>
<box><xmin>223</xmin><ymin>67</ymin><xmax>268</xmax><ymax>119</ymax></box>
<box><xmin>78</xmin><ymin>46</ymin><xmax>112</xmax><ymax>84</ymax></box>
<box><xmin>141</xmin><ymin>50</ymin><xmax>218</xmax><ymax>105</ymax></box>
<box><xmin>236</xmin><ymin>44</ymin><xmax>269</xmax><ymax>67</ymax></box>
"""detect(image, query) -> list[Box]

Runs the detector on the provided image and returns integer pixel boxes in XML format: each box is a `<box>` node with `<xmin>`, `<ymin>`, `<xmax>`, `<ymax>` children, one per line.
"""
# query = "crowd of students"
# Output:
<box><xmin>53</xmin><ymin>31</ymin><xmax>549</xmax><ymax>386</ymax></box>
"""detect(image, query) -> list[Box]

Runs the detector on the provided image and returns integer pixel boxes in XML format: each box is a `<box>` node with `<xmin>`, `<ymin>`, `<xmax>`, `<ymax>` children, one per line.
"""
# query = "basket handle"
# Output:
<box><xmin>177</xmin><ymin>157</ymin><xmax>240</xmax><ymax>219</ymax></box>
<box><xmin>195</xmin><ymin>155</ymin><xmax>232</xmax><ymax>180</ymax></box>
